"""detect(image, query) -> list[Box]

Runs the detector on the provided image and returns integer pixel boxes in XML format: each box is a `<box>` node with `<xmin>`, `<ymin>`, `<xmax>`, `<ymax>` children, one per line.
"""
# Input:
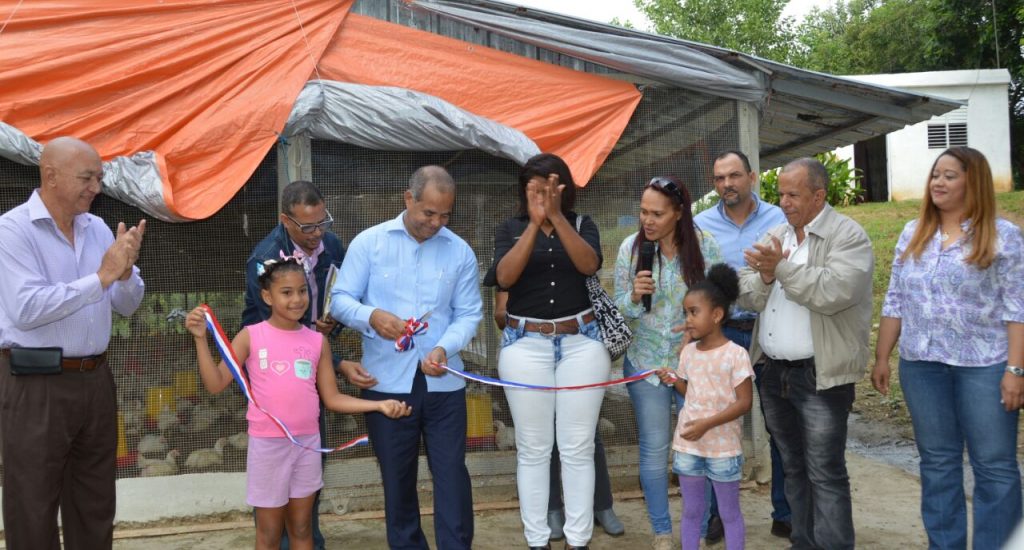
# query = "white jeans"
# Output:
<box><xmin>498</xmin><ymin>323</ymin><xmax>611</xmax><ymax>547</ymax></box>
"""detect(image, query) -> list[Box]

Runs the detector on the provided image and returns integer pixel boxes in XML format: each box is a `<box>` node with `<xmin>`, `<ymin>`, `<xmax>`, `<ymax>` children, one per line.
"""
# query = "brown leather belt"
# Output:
<box><xmin>507</xmin><ymin>312</ymin><xmax>595</xmax><ymax>335</ymax></box>
<box><xmin>0</xmin><ymin>349</ymin><xmax>107</xmax><ymax>371</ymax></box>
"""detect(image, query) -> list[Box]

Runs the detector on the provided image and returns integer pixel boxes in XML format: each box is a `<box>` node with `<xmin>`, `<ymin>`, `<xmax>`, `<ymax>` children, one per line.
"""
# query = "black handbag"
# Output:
<box><xmin>575</xmin><ymin>215</ymin><xmax>633</xmax><ymax>361</ymax></box>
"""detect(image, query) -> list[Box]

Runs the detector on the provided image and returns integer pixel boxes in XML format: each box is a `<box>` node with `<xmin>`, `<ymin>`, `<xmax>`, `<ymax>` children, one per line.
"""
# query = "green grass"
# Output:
<box><xmin>835</xmin><ymin>191</ymin><xmax>1024</xmax><ymax>431</ymax></box>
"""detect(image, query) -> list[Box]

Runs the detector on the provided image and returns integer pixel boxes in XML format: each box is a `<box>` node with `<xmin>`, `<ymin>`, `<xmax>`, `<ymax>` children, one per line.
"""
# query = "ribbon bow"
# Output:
<box><xmin>255</xmin><ymin>249</ymin><xmax>311</xmax><ymax>277</ymax></box>
<box><xmin>395</xmin><ymin>312</ymin><xmax>431</xmax><ymax>352</ymax></box>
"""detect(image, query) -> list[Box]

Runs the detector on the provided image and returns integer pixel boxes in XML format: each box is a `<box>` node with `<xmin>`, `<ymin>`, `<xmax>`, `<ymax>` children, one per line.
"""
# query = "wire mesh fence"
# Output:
<box><xmin>0</xmin><ymin>86</ymin><xmax>768</xmax><ymax>514</ymax></box>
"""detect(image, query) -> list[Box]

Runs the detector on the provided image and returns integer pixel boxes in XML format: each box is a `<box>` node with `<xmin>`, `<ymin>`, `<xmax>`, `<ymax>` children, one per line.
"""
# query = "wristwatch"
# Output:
<box><xmin>1007</xmin><ymin>365</ymin><xmax>1024</xmax><ymax>377</ymax></box>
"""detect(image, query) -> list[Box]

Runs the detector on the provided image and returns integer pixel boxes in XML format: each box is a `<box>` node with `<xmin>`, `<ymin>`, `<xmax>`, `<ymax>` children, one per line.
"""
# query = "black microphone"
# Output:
<box><xmin>639</xmin><ymin>241</ymin><xmax>656</xmax><ymax>312</ymax></box>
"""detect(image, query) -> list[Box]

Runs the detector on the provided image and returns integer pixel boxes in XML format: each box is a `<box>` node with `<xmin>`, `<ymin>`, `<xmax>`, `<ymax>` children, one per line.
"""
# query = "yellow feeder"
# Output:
<box><xmin>173</xmin><ymin>371</ymin><xmax>198</xmax><ymax>399</ymax></box>
<box><xmin>116</xmin><ymin>411</ymin><xmax>128</xmax><ymax>459</ymax></box>
<box><xmin>145</xmin><ymin>385</ymin><xmax>176</xmax><ymax>421</ymax></box>
<box><xmin>465</xmin><ymin>392</ymin><xmax>494</xmax><ymax>448</ymax></box>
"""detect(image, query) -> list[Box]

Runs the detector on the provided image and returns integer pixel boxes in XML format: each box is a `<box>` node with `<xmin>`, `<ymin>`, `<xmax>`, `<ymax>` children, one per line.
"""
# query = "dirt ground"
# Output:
<box><xmin>107</xmin><ymin>452</ymin><xmax>927</xmax><ymax>550</ymax></box>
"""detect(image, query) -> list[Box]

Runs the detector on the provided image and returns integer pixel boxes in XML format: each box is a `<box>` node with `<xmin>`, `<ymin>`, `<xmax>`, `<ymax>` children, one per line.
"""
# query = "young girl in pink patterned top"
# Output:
<box><xmin>186</xmin><ymin>257</ymin><xmax>410</xmax><ymax>550</ymax></box>
<box><xmin>658</xmin><ymin>263</ymin><xmax>753</xmax><ymax>550</ymax></box>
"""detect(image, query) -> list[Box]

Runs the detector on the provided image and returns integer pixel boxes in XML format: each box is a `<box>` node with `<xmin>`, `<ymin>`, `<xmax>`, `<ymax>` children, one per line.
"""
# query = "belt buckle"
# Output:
<box><xmin>539</xmin><ymin>320</ymin><xmax>557</xmax><ymax>336</ymax></box>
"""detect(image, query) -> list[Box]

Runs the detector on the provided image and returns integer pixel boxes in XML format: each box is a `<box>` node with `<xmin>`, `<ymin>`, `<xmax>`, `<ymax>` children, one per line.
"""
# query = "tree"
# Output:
<box><xmin>634</xmin><ymin>0</ymin><xmax>797</xmax><ymax>61</ymax></box>
<box><xmin>638</xmin><ymin>0</ymin><xmax>1024</xmax><ymax>185</ymax></box>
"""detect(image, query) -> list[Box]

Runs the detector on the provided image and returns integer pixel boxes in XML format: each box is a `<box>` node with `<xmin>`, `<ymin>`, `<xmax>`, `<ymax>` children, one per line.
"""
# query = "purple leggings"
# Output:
<box><xmin>679</xmin><ymin>475</ymin><xmax>744</xmax><ymax>550</ymax></box>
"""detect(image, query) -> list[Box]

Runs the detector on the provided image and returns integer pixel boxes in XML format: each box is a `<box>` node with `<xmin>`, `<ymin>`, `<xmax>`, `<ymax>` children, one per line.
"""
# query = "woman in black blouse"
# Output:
<box><xmin>492</xmin><ymin>153</ymin><xmax>610</xmax><ymax>550</ymax></box>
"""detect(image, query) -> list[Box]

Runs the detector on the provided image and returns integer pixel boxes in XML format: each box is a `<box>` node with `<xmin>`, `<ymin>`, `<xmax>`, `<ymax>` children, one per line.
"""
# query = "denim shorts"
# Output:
<box><xmin>672</xmin><ymin>451</ymin><xmax>743</xmax><ymax>482</ymax></box>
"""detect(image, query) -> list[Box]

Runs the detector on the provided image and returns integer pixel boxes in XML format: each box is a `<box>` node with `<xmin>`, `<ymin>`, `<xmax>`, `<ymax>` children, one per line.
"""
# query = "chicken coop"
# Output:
<box><xmin>0</xmin><ymin>0</ymin><xmax>957</xmax><ymax>525</ymax></box>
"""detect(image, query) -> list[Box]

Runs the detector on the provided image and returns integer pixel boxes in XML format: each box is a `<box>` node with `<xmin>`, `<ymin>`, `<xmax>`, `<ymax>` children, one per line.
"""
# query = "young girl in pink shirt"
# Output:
<box><xmin>186</xmin><ymin>257</ymin><xmax>410</xmax><ymax>550</ymax></box>
<box><xmin>658</xmin><ymin>264</ymin><xmax>753</xmax><ymax>550</ymax></box>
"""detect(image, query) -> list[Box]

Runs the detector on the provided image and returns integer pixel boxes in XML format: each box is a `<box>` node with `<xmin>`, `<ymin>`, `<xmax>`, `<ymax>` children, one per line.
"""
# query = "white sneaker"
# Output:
<box><xmin>652</xmin><ymin>533</ymin><xmax>675</xmax><ymax>550</ymax></box>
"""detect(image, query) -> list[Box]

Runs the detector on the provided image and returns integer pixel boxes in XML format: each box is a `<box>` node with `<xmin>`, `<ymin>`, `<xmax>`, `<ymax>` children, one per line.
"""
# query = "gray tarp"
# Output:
<box><xmin>0</xmin><ymin>121</ymin><xmax>182</xmax><ymax>222</ymax></box>
<box><xmin>0</xmin><ymin>82</ymin><xmax>538</xmax><ymax>221</ymax></box>
<box><xmin>282</xmin><ymin>81</ymin><xmax>539</xmax><ymax>162</ymax></box>
<box><xmin>410</xmin><ymin>0</ymin><xmax>767</xmax><ymax>103</ymax></box>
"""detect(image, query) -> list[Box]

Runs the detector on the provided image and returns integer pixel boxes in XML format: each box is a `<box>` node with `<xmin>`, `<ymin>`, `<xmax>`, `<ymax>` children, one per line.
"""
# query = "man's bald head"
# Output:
<box><xmin>39</xmin><ymin>137</ymin><xmax>100</xmax><ymax>177</ymax></box>
<box><xmin>38</xmin><ymin>137</ymin><xmax>104</xmax><ymax>223</ymax></box>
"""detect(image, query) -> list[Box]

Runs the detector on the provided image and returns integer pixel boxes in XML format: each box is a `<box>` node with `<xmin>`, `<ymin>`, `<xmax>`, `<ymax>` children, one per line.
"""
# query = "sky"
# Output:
<box><xmin>511</xmin><ymin>0</ymin><xmax>837</xmax><ymax>31</ymax></box>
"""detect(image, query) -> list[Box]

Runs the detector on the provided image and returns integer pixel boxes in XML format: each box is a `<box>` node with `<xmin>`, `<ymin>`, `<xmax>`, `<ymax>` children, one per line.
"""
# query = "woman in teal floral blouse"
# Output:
<box><xmin>613</xmin><ymin>176</ymin><xmax>721</xmax><ymax>547</ymax></box>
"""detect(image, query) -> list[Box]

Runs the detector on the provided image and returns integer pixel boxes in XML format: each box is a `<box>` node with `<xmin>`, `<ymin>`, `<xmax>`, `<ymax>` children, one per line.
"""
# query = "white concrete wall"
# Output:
<box><xmin>843</xmin><ymin>70</ymin><xmax>1012</xmax><ymax>200</ymax></box>
<box><xmin>0</xmin><ymin>473</ymin><xmax>248</xmax><ymax>530</ymax></box>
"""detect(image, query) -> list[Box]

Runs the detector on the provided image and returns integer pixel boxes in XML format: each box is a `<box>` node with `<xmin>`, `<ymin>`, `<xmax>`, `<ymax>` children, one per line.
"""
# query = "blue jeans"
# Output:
<box><xmin>624</xmin><ymin>356</ymin><xmax>686</xmax><ymax>535</ymax></box>
<box><xmin>760</xmin><ymin>358</ymin><xmax>855</xmax><ymax>550</ymax></box>
<box><xmin>724</xmin><ymin>326</ymin><xmax>791</xmax><ymax>523</ymax></box>
<box><xmin>899</xmin><ymin>359</ymin><xmax>1022</xmax><ymax>550</ymax></box>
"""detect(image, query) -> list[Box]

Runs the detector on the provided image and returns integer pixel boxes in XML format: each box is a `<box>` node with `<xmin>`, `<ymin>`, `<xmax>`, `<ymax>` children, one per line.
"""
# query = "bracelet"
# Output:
<box><xmin>1007</xmin><ymin>365</ymin><xmax>1024</xmax><ymax>377</ymax></box>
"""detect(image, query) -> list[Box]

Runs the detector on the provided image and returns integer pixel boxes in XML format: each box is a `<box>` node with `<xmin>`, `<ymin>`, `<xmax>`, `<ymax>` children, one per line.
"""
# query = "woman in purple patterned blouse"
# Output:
<box><xmin>872</xmin><ymin>146</ymin><xmax>1024</xmax><ymax>549</ymax></box>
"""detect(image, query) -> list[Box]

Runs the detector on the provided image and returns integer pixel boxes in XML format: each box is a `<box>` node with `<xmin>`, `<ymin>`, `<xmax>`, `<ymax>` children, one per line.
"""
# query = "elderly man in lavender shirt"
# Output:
<box><xmin>0</xmin><ymin>137</ymin><xmax>145</xmax><ymax>549</ymax></box>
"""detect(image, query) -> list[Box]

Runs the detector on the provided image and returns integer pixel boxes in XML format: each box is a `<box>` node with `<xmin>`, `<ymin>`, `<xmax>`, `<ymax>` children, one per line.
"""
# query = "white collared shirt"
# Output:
<box><xmin>758</xmin><ymin>210</ymin><xmax>826</xmax><ymax>361</ymax></box>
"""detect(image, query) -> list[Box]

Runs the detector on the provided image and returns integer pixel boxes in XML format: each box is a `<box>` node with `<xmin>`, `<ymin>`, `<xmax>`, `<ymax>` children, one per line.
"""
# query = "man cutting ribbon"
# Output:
<box><xmin>330</xmin><ymin>166</ymin><xmax>482</xmax><ymax>550</ymax></box>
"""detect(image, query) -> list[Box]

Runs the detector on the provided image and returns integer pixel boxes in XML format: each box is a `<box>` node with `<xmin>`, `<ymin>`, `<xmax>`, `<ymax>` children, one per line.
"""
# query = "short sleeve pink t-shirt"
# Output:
<box><xmin>244</xmin><ymin>321</ymin><xmax>323</xmax><ymax>437</ymax></box>
<box><xmin>671</xmin><ymin>340</ymin><xmax>754</xmax><ymax>458</ymax></box>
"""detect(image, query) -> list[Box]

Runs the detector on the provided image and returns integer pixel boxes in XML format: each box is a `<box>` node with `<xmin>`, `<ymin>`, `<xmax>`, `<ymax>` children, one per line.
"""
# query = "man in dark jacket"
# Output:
<box><xmin>242</xmin><ymin>180</ymin><xmax>345</xmax><ymax>333</ymax></box>
<box><xmin>242</xmin><ymin>179</ymin><xmax>346</xmax><ymax>550</ymax></box>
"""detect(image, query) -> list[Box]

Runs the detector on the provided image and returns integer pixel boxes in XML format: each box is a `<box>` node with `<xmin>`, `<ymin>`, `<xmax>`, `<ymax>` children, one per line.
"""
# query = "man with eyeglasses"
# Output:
<box><xmin>242</xmin><ymin>179</ymin><xmax>346</xmax><ymax>550</ymax></box>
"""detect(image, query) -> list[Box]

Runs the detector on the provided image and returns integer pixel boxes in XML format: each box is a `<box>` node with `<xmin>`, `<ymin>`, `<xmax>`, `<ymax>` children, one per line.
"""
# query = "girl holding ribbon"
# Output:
<box><xmin>185</xmin><ymin>256</ymin><xmax>410</xmax><ymax>550</ymax></box>
<box><xmin>657</xmin><ymin>263</ymin><xmax>753</xmax><ymax>550</ymax></box>
<box><xmin>491</xmin><ymin>153</ymin><xmax>609</xmax><ymax>550</ymax></box>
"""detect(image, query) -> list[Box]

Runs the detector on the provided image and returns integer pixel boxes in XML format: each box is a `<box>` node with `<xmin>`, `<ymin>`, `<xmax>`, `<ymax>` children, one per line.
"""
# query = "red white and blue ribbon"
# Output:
<box><xmin>397</xmin><ymin>310</ymin><xmax>677</xmax><ymax>390</ymax></box>
<box><xmin>395</xmin><ymin>312</ymin><xmax>431</xmax><ymax>352</ymax></box>
<box><xmin>200</xmin><ymin>305</ymin><xmax>369</xmax><ymax>454</ymax></box>
<box><xmin>440</xmin><ymin>364</ymin><xmax>670</xmax><ymax>390</ymax></box>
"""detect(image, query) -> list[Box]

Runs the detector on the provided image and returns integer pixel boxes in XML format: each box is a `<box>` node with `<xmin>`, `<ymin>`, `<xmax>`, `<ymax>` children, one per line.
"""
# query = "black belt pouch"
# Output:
<box><xmin>9</xmin><ymin>347</ymin><xmax>63</xmax><ymax>375</ymax></box>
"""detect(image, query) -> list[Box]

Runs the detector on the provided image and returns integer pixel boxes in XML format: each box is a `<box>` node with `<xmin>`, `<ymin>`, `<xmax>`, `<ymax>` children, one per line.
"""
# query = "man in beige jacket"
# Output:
<box><xmin>738</xmin><ymin>157</ymin><xmax>873</xmax><ymax>550</ymax></box>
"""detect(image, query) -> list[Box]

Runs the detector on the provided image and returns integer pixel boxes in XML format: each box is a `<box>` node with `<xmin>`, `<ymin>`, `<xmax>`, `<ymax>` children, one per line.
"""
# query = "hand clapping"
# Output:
<box><xmin>743</xmin><ymin>235</ymin><xmax>788</xmax><ymax>284</ymax></box>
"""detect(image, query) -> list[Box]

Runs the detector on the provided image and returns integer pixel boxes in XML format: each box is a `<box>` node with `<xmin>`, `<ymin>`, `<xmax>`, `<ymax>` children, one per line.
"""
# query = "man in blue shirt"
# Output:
<box><xmin>694</xmin><ymin>150</ymin><xmax>791</xmax><ymax>541</ymax></box>
<box><xmin>331</xmin><ymin>166</ymin><xmax>482</xmax><ymax>550</ymax></box>
<box><xmin>241</xmin><ymin>179</ymin><xmax>346</xmax><ymax>550</ymax></box>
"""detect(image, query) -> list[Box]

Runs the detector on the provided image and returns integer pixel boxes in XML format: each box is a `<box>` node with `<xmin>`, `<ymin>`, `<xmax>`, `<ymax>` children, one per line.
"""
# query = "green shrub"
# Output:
<box><xmin>759</xmin><ymin>152</ymin><xmax>864</xmax><ymax>207</ymax></box>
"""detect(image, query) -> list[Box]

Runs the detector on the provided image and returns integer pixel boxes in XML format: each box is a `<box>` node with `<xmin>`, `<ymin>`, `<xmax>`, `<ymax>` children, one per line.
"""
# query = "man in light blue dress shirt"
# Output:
<box><xmin>0</xmin><ymin>137</ymin><xmax>145</xmax><ymax>549</ymax></box>
<box><xmin>694</xmin><ymin>150</ymin><xmax>791</xmax><ymax>541</ymax></box>
<box><xmin>330</xmin><ymin>166</ymin><xmax>482</xmax><ymax>550</ymax></box>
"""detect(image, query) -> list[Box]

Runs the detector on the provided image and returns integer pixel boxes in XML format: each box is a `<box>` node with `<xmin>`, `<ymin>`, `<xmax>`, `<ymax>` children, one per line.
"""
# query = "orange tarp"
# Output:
<box><xmin>0</xmin><ymin>0</ymin><xmax>351</xmax><ymax>220</ymax></box>
<box><xmin>0</xmin><ymin>2</ymin><xmax>639</xmax><ymax>219</ymax></box>
<box><xmin>318</xmin><ymin>13</ymin><xmax>642</xmax><ymax>187</ymax></box>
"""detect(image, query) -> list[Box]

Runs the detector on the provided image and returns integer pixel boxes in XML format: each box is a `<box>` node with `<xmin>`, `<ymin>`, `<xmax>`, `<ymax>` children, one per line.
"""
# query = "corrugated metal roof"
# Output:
<box><xmin>355</xmin><ymin>0</ymin><xmax>962</xmax><ymax>169</ymax></box>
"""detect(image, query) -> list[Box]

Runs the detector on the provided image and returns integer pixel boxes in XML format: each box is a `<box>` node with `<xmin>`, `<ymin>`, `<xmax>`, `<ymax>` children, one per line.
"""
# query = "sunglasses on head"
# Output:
<box><xmin>646</xmin><ymin>177</ymin><xmax>685</xmax><ymax>203</ymax></box>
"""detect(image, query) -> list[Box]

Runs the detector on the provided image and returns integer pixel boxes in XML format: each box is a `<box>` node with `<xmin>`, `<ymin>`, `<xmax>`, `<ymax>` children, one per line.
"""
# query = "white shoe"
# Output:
<box><xmin>652</xmin><ymin>533</ymin><xmax>675</xmax><ymax>550</ymax></box>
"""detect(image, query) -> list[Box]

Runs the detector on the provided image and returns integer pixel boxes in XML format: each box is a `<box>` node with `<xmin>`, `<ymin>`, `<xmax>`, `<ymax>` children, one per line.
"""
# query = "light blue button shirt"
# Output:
<box><xmin>0</xmin><ymin>190</ymin><xmax>144</xmax><ymax>356</ymax></box>
<box><xmin>694</xmin><ymin>194</ymin><xmax>786</xmax><ymax>319</ymax></box>
<box><xmin>330</xmin><ymin>213</ymin><xmax>482</xmax><ymax>394</ymax></box>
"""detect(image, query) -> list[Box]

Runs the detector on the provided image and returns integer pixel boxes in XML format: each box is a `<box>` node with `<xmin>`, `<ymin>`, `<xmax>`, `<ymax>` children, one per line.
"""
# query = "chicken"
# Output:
<box><xmin>598</xmin><ymin>417</ymin><xmax>616</xmax><ymax>439</ymax></box>
<box><xmin>227</xmin><ymin>431</ymin><xmax>248</xmax><ymax>451</ymax></box>
<box><xmin>137</xmin><ymin>434</ymin><xmax>167</xmax><ymax>457</ymax></box>
<box><xmin>337</xmin><ymin>415</ymin><xmax>358</xmax><ymax>433</ymax></box>
<box><xmin>185</xmin><ymin>437</ymin><xmax>227</xmax><ymax>470</ymax></box>
<box><xmin>494</xmin><ymin>420</ymin><xmax>516</xmax><ymax>451</ymax></box>
<box><xmin>139</xmin><ymin>450</ymin><xmax>179</xmax><ymax>477</ymax></box>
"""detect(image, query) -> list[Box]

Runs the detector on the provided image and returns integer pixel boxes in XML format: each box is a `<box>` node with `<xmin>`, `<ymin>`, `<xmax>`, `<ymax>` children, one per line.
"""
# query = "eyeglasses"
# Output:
<box><xmin>646</xmin><ymin>177</ymin><xmax>685</xmax><ymax>203</ymax></box>
<box><xmin>284</xmin><ymin>211</ymin><xmax>334</xmax><ymax>234</ymax></box>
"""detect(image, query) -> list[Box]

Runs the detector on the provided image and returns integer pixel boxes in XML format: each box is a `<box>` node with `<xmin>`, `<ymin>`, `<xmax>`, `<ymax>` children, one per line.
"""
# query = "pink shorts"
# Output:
<box><xmin>246</xmin><ymin>433</ymin><xmax>323</xmax><ymax>508</ymax></box>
